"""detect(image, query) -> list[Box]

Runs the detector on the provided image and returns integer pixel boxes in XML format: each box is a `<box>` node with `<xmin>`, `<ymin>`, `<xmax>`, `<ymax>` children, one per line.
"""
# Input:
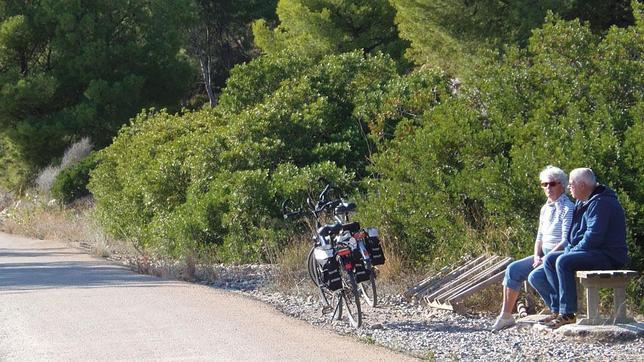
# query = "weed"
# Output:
<box><xmin>361</xmin><ymin>335</ymin><xmax>376</xmax><ymax>345</ymax></box>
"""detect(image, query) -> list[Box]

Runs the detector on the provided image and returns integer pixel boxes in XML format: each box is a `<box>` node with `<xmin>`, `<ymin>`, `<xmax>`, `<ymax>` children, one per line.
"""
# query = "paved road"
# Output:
<box><xmin>0</xmin><ymin>232</ymin><xmax>415</xmax><ymax>361</ymax></box>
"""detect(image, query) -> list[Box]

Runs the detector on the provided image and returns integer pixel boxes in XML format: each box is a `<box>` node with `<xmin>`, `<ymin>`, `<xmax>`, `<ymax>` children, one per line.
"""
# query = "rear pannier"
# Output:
<box><xmin>320</xmin><ymin>258</ymin><xmax>342</xmax><ymax>291</ymax></box>
<box><xmin>366</xmin><ymin>228</ymin><xmax>386</xmax><ymax>266</ymax></box>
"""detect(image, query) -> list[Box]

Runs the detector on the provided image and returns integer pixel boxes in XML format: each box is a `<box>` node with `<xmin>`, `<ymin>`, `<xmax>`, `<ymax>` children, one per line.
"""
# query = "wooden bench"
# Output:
<box><xmin>576</xmin><ymin>270</ymin><xmax>638</xmax><ymax>325</ymax></box>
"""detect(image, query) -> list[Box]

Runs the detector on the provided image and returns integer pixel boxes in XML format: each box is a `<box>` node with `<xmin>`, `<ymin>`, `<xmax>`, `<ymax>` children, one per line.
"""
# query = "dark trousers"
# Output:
<box><xmin>529</xmin><ymin>250</ymin><xmax>615</xmax><ymax>314</ymax></box>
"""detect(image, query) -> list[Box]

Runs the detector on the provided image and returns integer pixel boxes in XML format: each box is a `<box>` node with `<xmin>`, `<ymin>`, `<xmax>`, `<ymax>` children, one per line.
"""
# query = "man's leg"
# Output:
<box><xmin>539</xmin><ymin>251</ymin><xmax>564</xmax><ymax>312</ymax></box>
<box><xmin>528</xmin><ymin>265</ymin><xmax>558</xmax><ymax>314</ymax></box>
<box><xmin>556</xmin><ymin>250</ymin><xmax>613</xmax><ymax>314</ymax></box>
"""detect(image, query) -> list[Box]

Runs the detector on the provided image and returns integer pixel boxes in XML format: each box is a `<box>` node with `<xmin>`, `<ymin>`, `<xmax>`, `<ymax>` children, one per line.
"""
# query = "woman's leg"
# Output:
<box><xmin>493</xmin><ymin>256</ymin><xmax>536</xmax><ymax>330</ymax></box>
<box><xmin>537</xmin><ymin>251</ymin><xmax>564</xmax><ymax>312</ymax></box>
<box><xmin>501</xmin><ymin>288</ymin><xmax>520</xmax><ymax>315</ymax></box>
<box><xmin>500</xmin><ymin>255</ymin><xmax>534</xmax><ymax>314</ymax></box>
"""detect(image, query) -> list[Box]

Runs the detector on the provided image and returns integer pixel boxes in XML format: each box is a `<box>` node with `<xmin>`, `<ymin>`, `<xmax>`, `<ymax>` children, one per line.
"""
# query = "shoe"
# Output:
<box><xmin>545</xmin><ymin>313</ymin><xmax>576</xmax><ymax>329</ymax></box>
<box><xmin>537</xmin><ymin>313</ymin><xmax>559</xmax><ymax>324</ymax></box>
<box><xmin>491</xmin><ymin>315</ymin><xmax>516</xmax><ymax>331</ymax></box>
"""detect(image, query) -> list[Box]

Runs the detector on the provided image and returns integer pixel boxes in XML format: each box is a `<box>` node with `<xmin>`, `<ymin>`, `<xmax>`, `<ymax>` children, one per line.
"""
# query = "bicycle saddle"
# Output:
<box><xmin>317</xmin><ymin>222</ymin><xmax>343</xmax><ymax>237</ymax></box>
<box><xmin>335</xmin><ymin>202</ymin><xmax>357</xmax><ymax>214</ymax></box>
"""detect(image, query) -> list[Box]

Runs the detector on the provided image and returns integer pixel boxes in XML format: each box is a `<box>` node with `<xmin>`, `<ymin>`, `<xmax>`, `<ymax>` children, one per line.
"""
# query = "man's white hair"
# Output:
<box><xmin>570</xmin><ymin>168</ymin><xmax>597</xmax><ymax>186</ymax></box>
<box><xmin>540</xmin><ymin>165</ymin><xmax>568</xmax><ymax>188</ymax></box>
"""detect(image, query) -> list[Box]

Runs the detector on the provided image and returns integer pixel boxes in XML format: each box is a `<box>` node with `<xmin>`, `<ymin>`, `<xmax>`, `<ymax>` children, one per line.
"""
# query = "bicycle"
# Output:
<box><xmin>306</xmin><ymin>182</ymin><xmax>384</xmax><ymax>308</ymax></box>
<box><xmin>283</xmin><ymin>185</ymin><xmax>363</xmax><ymax>327</ymax></box>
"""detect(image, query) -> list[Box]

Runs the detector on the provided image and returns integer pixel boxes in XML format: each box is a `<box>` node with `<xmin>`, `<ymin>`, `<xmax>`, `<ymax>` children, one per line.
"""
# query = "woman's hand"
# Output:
<box><xmin>532</xmin><ymin>255</ymin><xmax>542</xmax><ymax>268</ymax></box>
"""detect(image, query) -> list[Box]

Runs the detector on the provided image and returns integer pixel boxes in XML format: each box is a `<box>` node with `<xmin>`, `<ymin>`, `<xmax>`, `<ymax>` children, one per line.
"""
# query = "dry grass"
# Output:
<box><xmin>2</xmin><ymin>195</ymin><xmax>86</xmax><ymax>240</ymax></box>
<box><xmin>0</xmin><ymin>190</ymin><xmax>13</xmax><ymax>212</ymax></box>
<box><xmin>34</xmin><ymin>138</ymin><xmax>94</xmax><ymax>197</ymax></box>
<box><xmin>0</xmin><ymin>193</ymin><xmax>127</xmax><ymax>261</ymax></box>
<box><xmin>60</xmin><ymin>137</ymin><xmax>93</xmax><ymax>168</ymax></box>
<box><xmin>266</xmin><ymin>237</ymin><xmax>312</xmax><ymax>294</ymax></box>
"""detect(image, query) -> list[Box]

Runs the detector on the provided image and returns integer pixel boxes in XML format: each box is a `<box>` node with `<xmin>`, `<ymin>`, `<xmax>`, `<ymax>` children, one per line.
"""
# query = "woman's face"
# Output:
<box><xmin>540</xmin><ymin>178</ymin><xmax>564</xmax><ymax>202</ymax></box>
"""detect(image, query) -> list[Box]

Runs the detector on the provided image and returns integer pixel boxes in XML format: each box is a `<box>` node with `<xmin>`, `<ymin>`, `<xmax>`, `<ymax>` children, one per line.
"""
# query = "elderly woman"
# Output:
<box><xmin>491</xmin><ymin>166</ymin><xmax>574</xmax><ymax>331</ymax></box>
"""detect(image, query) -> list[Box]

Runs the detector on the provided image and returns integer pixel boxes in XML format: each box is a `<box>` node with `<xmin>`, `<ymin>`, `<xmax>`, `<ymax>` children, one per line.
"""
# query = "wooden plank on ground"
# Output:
<box><xmin>424</xmin><ymin>255</ymin><xmax>499</xmax><ymax>301</ymax></box>
<box><xmin>403</xmin><ymin>266</ymin><xmax>450</xmax><ymax>299</ymax></box>
<box><xmin>406</xmin><ymin>255</ymin><xmax>487</xmax><ymax>300</ymax></box>
<box><xmin>406</xmin><ymin>255</ymin><xmax>487</xmax><ymax>298</ymax></box>
<box><xmin>447</xmin><ymin>269</ymin><xmax>506</xmax><ymax>303</ymax></box>
<box><xmin>432</xmin><ymin>257</ymin><xmax>511</xmax><ymax>302</ymax></box>
<box><xmin>406</xmin><ymin>253</ymin><xmax>513</xmax><ymax>313</ymax></box>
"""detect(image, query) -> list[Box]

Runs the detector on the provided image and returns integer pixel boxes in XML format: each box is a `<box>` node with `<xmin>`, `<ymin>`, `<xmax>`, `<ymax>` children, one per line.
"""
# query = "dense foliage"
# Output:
<box><xmin>187</xmin><ymin>0</ymin><xmax>278</xmax><ymax>107</ymax></box>
<box><xmin>252</xmin><ymin>0</ymin><xmax>408</xmax><ymax>64</ymax></box>
<box><xmin>390</xmin><ymin>0</ymin><xmax>636</xmax><ymax>76</ymax></box>
<box><xmin>0</xmin><ymin>0</ymin><xmax>195</xmax><ymax>189</ymax></box>
<box><xmin>89</xmin><ymin>52</ymin><xmax>398</xmax><ymax>260</ymax></box>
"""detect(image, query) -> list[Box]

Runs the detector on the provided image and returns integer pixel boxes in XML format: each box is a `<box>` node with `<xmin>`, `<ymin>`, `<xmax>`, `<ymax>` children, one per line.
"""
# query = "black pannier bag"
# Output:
<box><xmin>352</xmin><ymin>249</ymin><xmax>370</xmax><ymax>283</ymax></box>
<box><xmin>321</xmin><ymin>258</ymin><xmax>342</xmax><ymax>291</ymax></box>
<box><xmin>367</xmin><ymin>236</ymin><xmax>386</xmax><ymax>265</ymax></box>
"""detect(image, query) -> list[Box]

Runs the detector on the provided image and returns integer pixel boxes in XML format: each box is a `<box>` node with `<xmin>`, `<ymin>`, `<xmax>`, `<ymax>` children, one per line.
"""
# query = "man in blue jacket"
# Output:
<box><xmin>529</xmin><ymin>168</ymin><xmax>628</xmax><ymax>329</ymax></box>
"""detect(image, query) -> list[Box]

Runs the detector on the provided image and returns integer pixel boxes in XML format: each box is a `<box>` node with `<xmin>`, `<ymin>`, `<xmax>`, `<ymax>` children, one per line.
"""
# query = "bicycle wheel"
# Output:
<box><xmin>307</xmin><ymin>246</ymin><xmax>319</xmax><ymax>286</ymax></box>
<box><xmin>359</xmin><ymin>262</ymin><xmax>377</xmax><ymax>307</ymax></box>
<box><xmin>340</xmin><ymin>269</ymin><xmax>362</xmax><ymax>328</ymax></box>
<box><xmin>331</xmin><ymin>289</ymin><xmax>343</xmax><ymax>321</ymax></box>
<box><xmin>308</xmin><ymin>247</ymin><xmax>333</xmax><ymax>308</ymax></box>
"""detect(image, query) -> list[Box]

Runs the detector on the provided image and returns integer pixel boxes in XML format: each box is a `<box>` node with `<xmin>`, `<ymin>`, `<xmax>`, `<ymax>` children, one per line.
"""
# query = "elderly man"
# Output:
<box><xmin>529</xmin><ymin>168</ymin><xmax>628</xmax><ymax>329</ymax></box>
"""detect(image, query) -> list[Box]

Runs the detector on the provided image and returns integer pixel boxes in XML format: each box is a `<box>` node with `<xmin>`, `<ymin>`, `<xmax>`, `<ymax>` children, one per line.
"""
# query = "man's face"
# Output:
<box><xmin>568</xmin><ymin>178</ymin><xmax>585</xmax><ymax>200</ymax></box>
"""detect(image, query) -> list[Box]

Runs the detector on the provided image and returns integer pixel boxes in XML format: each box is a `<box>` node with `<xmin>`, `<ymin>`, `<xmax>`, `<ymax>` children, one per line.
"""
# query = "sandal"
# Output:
<box><xmin>538</xmin><ymin>313</ymin><xmax>559</xmax><ymax>324</ymax></box>
<box><xmin>545</xmin><ymin>313</ymin><xmax>576</xmax><ymax>329</ymax></box>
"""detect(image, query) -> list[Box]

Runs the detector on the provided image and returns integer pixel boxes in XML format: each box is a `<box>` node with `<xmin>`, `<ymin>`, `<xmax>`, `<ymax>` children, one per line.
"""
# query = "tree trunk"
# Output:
<box><xmin>199</xmin><ymin>55</ymin><xmax>217</xmax><ymax>107</ymax></box>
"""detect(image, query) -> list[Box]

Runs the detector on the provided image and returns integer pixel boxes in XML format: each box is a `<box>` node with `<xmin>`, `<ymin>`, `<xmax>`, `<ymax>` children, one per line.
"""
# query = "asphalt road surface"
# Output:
<box><xmin>0</xmin><ymin>232</ymin><xmax>415</xmax><ymax>361</ymax></box>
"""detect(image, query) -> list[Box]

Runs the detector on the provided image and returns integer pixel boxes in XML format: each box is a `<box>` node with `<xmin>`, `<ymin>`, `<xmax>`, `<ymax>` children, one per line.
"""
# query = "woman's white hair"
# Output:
<box><xmin>539</xmin><ymin>165</ymin><xmax>568</xmax><ymax>188</ymax></box>
<box><xmin>569</xmin><ymin>168</ymin><xmax>597</xmax><ymax>187</ymax></box>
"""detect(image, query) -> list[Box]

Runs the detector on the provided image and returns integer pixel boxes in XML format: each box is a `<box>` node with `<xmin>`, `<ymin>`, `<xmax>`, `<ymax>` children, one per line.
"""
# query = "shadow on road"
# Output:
<box><xmin>0</xmin><ymin>247</ymin><xmax>85</xmax><ymax>258</ymax></box>
<box><xmin>0</xmin><ymin>260</ymin><xmax>176</xmax><ymax>291</ymax></box>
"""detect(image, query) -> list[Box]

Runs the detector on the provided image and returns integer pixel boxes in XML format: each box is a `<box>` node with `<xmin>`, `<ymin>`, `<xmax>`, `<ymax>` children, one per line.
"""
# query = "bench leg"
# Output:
<box><xmin>586</xmin><ymin>287</ymin><xmax>599</xmax><ymax>320</ymax></box>
<box><xmin>613</xmin><ymin>287</ymin><xmax>627</xmax><ymax>321</ymax></box>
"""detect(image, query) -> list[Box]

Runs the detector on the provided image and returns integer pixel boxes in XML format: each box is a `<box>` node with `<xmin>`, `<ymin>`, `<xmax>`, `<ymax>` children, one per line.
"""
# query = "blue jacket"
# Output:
<box><xmin>566</xmin><ymin>185</ymin><xmax>628</xmax><ymax>266</ymax></box>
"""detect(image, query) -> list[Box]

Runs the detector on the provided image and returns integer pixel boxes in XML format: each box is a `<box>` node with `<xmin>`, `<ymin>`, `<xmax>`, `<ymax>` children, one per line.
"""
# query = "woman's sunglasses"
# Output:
<box><xmin>540</xmin><ymin>181</ymin><xmax>559</xmax><ymax>188</ymax></box>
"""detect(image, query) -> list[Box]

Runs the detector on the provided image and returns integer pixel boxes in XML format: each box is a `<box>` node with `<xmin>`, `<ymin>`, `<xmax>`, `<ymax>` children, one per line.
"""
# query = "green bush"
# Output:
<box><xmin>361</xmin><ymin>13</ymin><xmax>643</xmax><ymax>273</ymax></box>
<box><xmin>89</xmin><ymin>51</ymin><xmax>397</xmax><ymax>261</ymax></box>
<box><xmin>51</xmin><ymin>152</ymin><xmax>99</xmax><ymax>204</ymax></box>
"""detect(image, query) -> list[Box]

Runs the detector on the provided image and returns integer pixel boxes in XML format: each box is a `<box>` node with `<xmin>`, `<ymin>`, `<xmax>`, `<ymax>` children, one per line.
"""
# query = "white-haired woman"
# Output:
<box><xmin>491</xmin><ymin>166</ymin><xmax>574</xmax><ymax>331</ymax></box>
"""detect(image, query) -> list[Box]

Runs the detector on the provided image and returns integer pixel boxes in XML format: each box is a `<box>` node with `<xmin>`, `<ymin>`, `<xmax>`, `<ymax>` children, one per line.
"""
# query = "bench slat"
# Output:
<box><xmin>576</xmin><ymin>270</ymin><xmax>637</xmax><ymax>279</ymax></box>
